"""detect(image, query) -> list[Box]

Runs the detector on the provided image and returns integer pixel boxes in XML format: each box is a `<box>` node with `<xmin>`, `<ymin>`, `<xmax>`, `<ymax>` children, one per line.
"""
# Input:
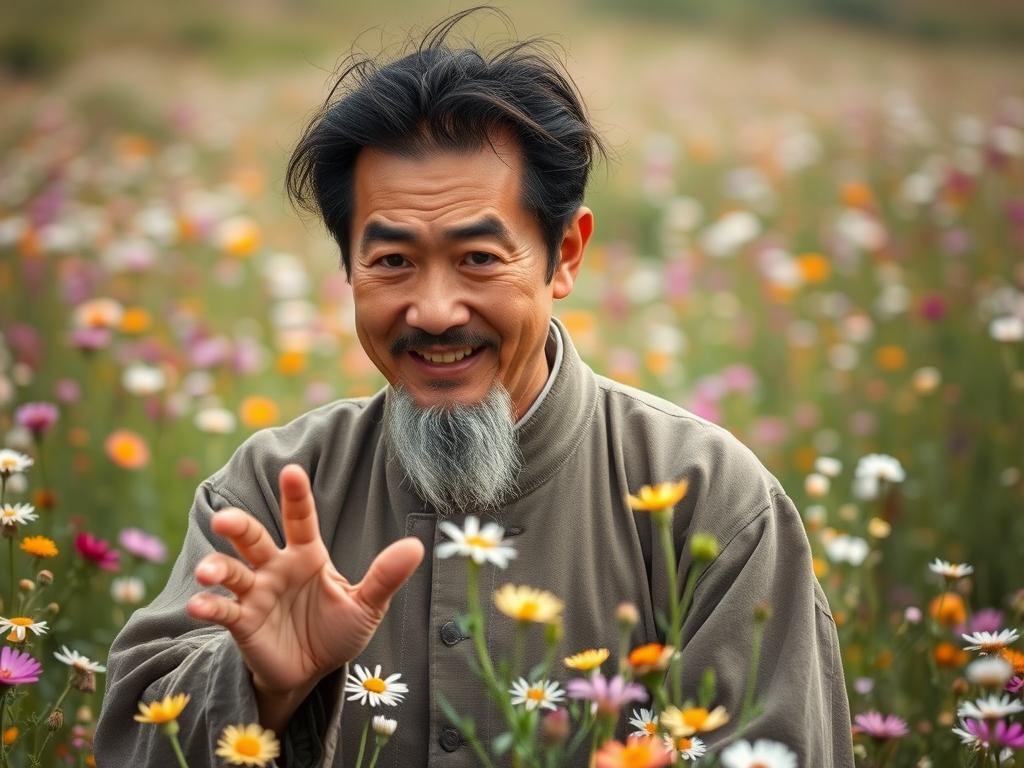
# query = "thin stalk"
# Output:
<box><xmin>657</xmin><ymin>514</ymin><xmax>681</xmax><ymax>702</ymax></box>
<box><xmin>31</xmin><ymin>677</ymin><xmax>73</xmax><ymax>762</ymax></box>
<box><xmin>165</xmin><ymin>729</ymin><xmax>190</xmax><ymax>768</ymax></box>
<box><xmin>7</xmin><ymin>538</ymin><xmax>13</xmax><ymax>615</ymax></box>
<box><xmin>366</xmin><ymin>742</ymin><xmax>383</xmax><ymax>768</ymax></box>
<box><xmin>1</xmin><ymin>688</ymin><xmax>9</xmax><ymax>768</ymax></box>
<box><xmin>739</xmin><ymin>618</ymin><xmax>765</xmax><ymax>727</ymax></box>
<box><xmin>670</xmin><ymin>563</ymin><xmax>702</xmax><ymax>705</ymax></box>
<box><xmin>354</xmin><ymin>719</ymin><xmax>369</xmax><ymax>768</ymax></box>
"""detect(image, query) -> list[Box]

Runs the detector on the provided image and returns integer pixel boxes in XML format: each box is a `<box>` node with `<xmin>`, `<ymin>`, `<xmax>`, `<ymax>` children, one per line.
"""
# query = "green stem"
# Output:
<box><xmin>165</xmin><ymin>730</ymin><xmax>190</xmax><ymax>768</ymax></box>
<box><xmin>657</xmin><ymin>515</ymin><xmax>681</xmax><ymax>703</ymax></box>
<box><xmin>7</xmin><ymin>537</ymin><xmax>14</xmax><ymax>616</ymax></box>
<box><xmin>354</xmin><ymin>719</ymin><xmax>369</xmax><ymax>768</ymax></box>
<box><xmin>466</xmin><ymin>563</ymin><xmax>508</xmax><ymax>710</ymax></box>
<box><xmin>739</xmin><ymin>619</ymin><xmax>765</xmax><ymax>727</ymax></box>
<box><xmin>32</xmin><ymin>678</ymin><xmax>73</xmax><ymax>763</ymax></box>
<box><xmin>1</xmin><ymin>688</ymin><xmax>9</xmax><ymax>768</ymax></box>
<box><xmin>365</xmin><ymin>742</ymin><xmax>383</xmax><ymax>768</ymax></box>
<box><xmin>671</xmin><ymin>563</ymin><xmax>702</xmax><ymax>706</ymax></box>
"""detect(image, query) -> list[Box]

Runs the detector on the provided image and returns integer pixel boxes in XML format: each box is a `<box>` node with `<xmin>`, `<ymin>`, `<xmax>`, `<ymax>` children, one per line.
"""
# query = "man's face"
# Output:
<box><xmin>350</xmin><ymin>137</ymin><xmax>586</xmax><ymax>419</ymax></box>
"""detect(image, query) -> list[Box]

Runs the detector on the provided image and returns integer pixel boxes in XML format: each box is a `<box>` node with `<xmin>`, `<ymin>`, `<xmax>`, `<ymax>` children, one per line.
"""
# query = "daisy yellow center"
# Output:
<box><xmin>516</xmin><ymin>601</ymin><xmax>539</xmax><ymax>620</ymax></box>
<box><xmin>683</xmin><ymin>708</ymin><xmax>708</xmax><ymax>728</ymax></box>
<box><xmin>363</xmin><ymin>677</ymin><xmax>387</xmax><ymax>694</ymax></box>
<box><xmin>233</xmin><ymin>735</ymin><xmax>262</xmax><ymax>757</ymax></box>
<box><xmin>8</xmin><ymin>618</ymin><xmax>33</xmax><ymax>627</ymax></box>
<box><xmin>526</xmin><ymin>688</ymin><xmax>545</xmax><ymax>701</ymax></box>
<box><xmin>644</xmin><ymin>722</ymin><xmax>657</xmax><ymax>734</ymax></box>
<box><xmin>979</xmin><ymin>641</ymin><xmax>1004</xmax><ymax>652</ymax></box>
<box><xmin>676</xmin><ymin>737</ymin><xmax>693</xmax><ymax>749</ymax></box>
<box><xmin>464</xmin><ymin>535</ymin><xmax>495</xmax><ymax>549</ymax></box>
<box><xmin>0</xmin><ymin>459</ymin><xmax>15</xmax><ymax>470</ymax></box>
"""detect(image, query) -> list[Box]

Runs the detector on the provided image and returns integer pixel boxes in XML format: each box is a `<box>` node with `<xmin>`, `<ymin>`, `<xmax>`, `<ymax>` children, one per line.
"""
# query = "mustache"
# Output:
<box><xmin>390</xmin><ymin>329</ymin><xmax>497</xmax><ymax>356</ymax></box>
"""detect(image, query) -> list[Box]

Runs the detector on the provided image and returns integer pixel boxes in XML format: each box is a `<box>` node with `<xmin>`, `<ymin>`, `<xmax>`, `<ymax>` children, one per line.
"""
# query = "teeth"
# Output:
<box><xmin>419</xmin><ymin>347</ymin><xmax>475</xmax><ymax>364</ymax></box>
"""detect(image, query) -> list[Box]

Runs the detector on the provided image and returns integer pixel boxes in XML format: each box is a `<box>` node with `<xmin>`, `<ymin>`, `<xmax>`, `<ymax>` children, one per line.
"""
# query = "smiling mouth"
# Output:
<box><xmin>410</xmin><ymin>346</ymin><xmax>484</xmax><ymax>365</ymax></box>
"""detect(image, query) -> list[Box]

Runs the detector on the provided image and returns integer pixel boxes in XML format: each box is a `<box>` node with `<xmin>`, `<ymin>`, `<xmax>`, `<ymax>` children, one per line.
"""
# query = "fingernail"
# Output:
<box><xmin>197</xmin><ymin>563</ymin><xmax>215</xmax><ymax>578</ymax></box>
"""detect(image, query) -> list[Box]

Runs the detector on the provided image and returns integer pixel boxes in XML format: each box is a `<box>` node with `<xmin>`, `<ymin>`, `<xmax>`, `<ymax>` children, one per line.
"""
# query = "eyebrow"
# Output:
<box><xmin>359</xmin><ymin>215</ymin><xmax>516</xmax><ymax>253</ymax></box>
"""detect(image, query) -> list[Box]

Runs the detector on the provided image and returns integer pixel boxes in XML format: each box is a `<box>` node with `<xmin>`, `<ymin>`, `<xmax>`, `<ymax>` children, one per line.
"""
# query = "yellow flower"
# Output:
<box><xmin>20</xmin><ymin>536</ymin><xmax>59</xmax><ymax>559</ymax></box>
<box><xmin>239</xmin><ymin>396</ymin><xmax>280</xmax><ymax>429</ymax></box>
<box><xmin>494</xmin><ymin>585</ymin><xmax>563</xmax><ymax>624</ymax></box>
<box><xmin>659</xmin><ymin>705</ymin><xmax>729</xmax><ymax>738</ymax></box>
<box><xmin>626</xmin><ymin>480</ymin><xmax>689</xmax><ymax>513</ymax></box>
<box><xmin>215</xmin><ymin>723</ymin><xmax>281</xmax><ymax>766</ymax></box>
<box><xmin>564</xmin><ymin>648</ymin><xmax>610</xmax><ymax>672</ymax></box>
<box><xmin>134</xmin><ymin>693</ymin><xmax>190</xmax><ymax>724</ymax></box>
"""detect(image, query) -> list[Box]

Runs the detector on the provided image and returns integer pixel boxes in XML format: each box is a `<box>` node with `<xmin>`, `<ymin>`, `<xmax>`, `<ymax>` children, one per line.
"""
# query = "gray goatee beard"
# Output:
<box><xmin>384</xmin><ymin>385</ymin><xmax>522</xmax><ymax>516</ymax></box>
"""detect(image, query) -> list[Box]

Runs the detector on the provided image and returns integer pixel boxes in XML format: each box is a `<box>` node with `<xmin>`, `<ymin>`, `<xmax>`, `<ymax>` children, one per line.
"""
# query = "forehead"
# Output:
<box><xmin>351</xmin><ymin>138</ymin><xmax>531</xmax><ymax>236</ymax></box>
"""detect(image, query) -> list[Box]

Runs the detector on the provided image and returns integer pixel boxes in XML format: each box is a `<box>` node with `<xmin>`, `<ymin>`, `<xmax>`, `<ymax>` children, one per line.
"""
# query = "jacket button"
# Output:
<box><xmin>439</xmin><ymin>726</ymin><xmax>462</xmax><ymax>752</ymax></box>
<box><xmin>440</xmin><ymin>620</ymin><xmax>468</xmax><ymax>647</ymax></box>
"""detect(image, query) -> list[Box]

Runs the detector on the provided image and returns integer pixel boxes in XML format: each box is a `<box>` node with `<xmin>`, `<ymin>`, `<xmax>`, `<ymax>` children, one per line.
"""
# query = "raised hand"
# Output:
<box><xmin>185</xmin><ymin>463</ymin><xmax>424</xmax><ymax>731</ymax></box>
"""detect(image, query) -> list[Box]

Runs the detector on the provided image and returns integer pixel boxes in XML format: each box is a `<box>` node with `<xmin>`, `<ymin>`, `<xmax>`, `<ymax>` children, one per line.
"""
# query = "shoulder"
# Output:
<box><xmin>203</xmin><ymin>392</ymin><xmax>384</xmax><ymax>508</ymax></box>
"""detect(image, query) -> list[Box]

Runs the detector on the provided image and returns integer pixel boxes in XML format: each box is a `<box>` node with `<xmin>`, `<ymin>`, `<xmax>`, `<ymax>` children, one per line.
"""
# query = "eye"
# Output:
<box><xmin>378</xmin><ymin>254</ymin><xmax>408</xmax><ymax>268</ymax></box>
<box><xmin>466</xmin><ymin>251</ymin><xmax>497</xmax><ymax>266</ymax></box>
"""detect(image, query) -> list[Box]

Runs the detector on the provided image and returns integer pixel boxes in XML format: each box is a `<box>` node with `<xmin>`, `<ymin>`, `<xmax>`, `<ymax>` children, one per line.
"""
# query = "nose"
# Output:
<box><xmin>404</xmin><ymin>268</ymin><xmax>471</xmax><ymax>335</ymax></box>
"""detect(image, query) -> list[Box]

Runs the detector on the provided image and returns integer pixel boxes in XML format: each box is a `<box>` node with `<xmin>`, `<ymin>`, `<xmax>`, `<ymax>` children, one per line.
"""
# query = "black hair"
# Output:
<box><xmin>285</xmin><ymin>6</ymin><xmax>605</xmax><ymax>281</ymax></box>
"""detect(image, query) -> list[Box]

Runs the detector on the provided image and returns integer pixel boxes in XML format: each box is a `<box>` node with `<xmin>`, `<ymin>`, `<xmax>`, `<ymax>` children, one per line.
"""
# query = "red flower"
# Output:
<box><xmin>74</xmin><ymin>533</ymin><xmax>120</xmax><ymax>572</ymax></box>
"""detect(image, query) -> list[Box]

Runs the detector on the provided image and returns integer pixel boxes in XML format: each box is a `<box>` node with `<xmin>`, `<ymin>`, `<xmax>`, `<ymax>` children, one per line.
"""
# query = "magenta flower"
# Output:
<box><xmin>566</xmin><ymin>674</ymin><xmax>646</xmax><ymax>716</ymax></box>
<box><xmin>118</xmin><ymin>528</ymin><xmax>167</xmax><ymax>564</ymax></box>
<box><xmin>852</xmin><ymin>711</ymin><xmax>909</xmax><ymax>740</ymax></box>
<box><xmin>69</xmin><ymin>327</ymin><xmax>111</xmax><ymax>352</ymax></box>
<box><xmin>74</xmin><ymin>533</ymin><xmax>120</xmax><ymax>572</ymax></box>
<box><xmin>962</xmin><ymin>608</ymin><xmax>1005</xmax><ymax>635</ymax></box>
<box><xmin>1008</xmin><ymin>676</ymin><xmax>1023</xmax><ymax>694</ymax></box>
<box><xmin>15</xmin><ymin>402</ymin><xmax>59</xmax><ymax>438</ymax></box>
<box><xmin>0</xmin><ymin>646</ymin><xmax>42</xmax><ymax>685</ymax></box>
<box><xmin>953</xmin><ymin>718</ymin><xmax>1024</xmax><ymax>749</ymax></box>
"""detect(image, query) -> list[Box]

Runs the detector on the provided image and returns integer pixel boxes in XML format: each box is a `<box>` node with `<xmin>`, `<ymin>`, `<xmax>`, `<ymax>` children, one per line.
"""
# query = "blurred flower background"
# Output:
<box><xmin>1</xmin><ymin>0</ymin><xmax>1022</xmax><ymax>763</ymax></box>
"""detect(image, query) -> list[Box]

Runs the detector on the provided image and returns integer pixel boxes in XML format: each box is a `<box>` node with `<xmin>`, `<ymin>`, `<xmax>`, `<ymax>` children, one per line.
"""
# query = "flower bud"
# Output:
<box><xmin>46</xmin><ymin>709</ymin><xmax>64</xmax><ymax>731</ymax></box>
<box><xmin>18</xmin><ymin>579</ymin><xmax>33</xmax><ymax>593</ymax></box>
<box><xmin>1</xmin><ymin>525</ymin><xmax>17</xmax><ymax>540</ymax></box>
<box><xmin>371</xmin><ymin>715</ymin><xmax>397</xmax><ymax>739</ymax></box>
<box><xmin>46</xmin><ymin>602</ymin><xmax>60</xmax><ymax>615</ymax></box>
<box><xmin>753</xmin><ymin>602</ymin><xmax>772</xmax><ymax>623</ymax></box>
<box><xmin>72</xmin><ymin>670</ymin><xmax>96</xmax><ymax>693</ymax></box>
<box><xmin>76</xmin><ymin>706</ymin><xmax>93</xmax><ymax>723</ymax></box>
<box><xmin>37</xmin><ymin>570</ymin><xmax>53</xmax><ymax>586</ymax></box>
<box><xmin>615</xmin><ymin>602</ymin><xmax>639</xmax><ymax>631</ymax></box>
<box><xmin>541</xmin><ymin>708</ymin><xmax>569</xmax><ymax>746</ymax></box>
<box><xmin>951</xmin><ymin>677</ymin><xmax>969</xmax><ymax>696</ymax></box>
<box><xmin>690</xmin><ymin>533</ymin><xmax>719</xmax><ymax>562</ymax></box>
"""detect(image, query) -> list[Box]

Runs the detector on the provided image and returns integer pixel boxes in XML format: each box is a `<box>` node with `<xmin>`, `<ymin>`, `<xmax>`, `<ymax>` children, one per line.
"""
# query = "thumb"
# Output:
<box><xmin>354</xmin><ymin>537</ymin><xmax>425</xmax><ymax>614</ymax></box>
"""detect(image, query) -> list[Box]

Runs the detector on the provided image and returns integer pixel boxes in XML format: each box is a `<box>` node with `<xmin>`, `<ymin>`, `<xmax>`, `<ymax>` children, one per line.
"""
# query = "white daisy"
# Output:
<box><xmin>436</xmin><ymin>516</ymin><xmax>517</xmax><ymax>568</ymax></box>
<box><xmin>950</xmin><ymin>720</ymin><xmax>981</xmax><ymax>748</ymax></box>
<box><xmin>814</xmin><ymin>456</ymin><xmax>842</xmax><ymax>477</ymax></box>
<box><xmin>54</xmin><ymin>646</ymin><xmax>107</xmax><ymax>674</ymax></box>
<box><xmin>372</xmin><ymin>715</ymin><xmax>397</xmax><ymax>737</ymax></box>
<box><xmin>853</xmin><ymin>454</ymin><xmax>905</xmax><ymax>500</ymax></box>
<box><xmin>965</xmin><ymin>656</ymin><xmax>1014</xmax><ymax>688</ymax></box>
<box><xmin>343</xmin><ymin>664</ymin><xmax>407</xmax><ymax>707</ymax></box>
<box><xmin>0</xmin><ymin>616</ymin><xmax>49</xmax><ymax>642</ymax></box>
<box><xmin>508</xmin><ymin>678</ymin><xmax>565</xmax><ymax>711</ymax></box>
<box><xmin>661</xmin><ymin>734</ymin><xmax>707</xmax><ymax>760</ymax></box>
<box><xmin>721</xmin><ymin>739</ymin><xmax>798</xmax><ymax>768</ymax></box>
<box><xmin>0</xmin><ymin>503</ymin><xmax>37</xmax><ymax>527</ymax></box>
<box><xmin>823</xmin><ymin>533</ymin><xmax>869</xmax><ymax>566</ymax></box>
<box><xmin>957</xmin><ymin>694</ymin><xmax>1024</xmax><ymax>721</ymax></box>
<box><xmin>961</xmin><ymin>629</ymin><xmax>1020</xmax><ymax>653</ymax></box>
<box><xmin>928</xmin><ymin>559</ymin><xmax>973</xmax><ymax>579</ymax></box>
<box><xmin>0</xmin><ymin>449</ymin><xmax>33</xmax><ymax>477</ymax></box>
<box><xmin>629</xmin><ymin>707</ymin><xmax>659</xmax><ymax>737</ymax></box>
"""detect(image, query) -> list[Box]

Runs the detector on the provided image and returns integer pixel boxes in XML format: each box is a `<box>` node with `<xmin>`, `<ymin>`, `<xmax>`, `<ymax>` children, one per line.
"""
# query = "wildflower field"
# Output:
<box><xmin>0</xmin><ymin>4</ymin><xmax>1022</xmax><ymax>765</ymax></box>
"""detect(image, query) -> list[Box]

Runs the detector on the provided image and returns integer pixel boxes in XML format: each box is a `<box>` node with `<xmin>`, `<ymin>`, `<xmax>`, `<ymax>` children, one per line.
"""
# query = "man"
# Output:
<box><xmin>96</xmin><ymin>10</ymin><xmax>853</xmax><ymax>767</ymax></box>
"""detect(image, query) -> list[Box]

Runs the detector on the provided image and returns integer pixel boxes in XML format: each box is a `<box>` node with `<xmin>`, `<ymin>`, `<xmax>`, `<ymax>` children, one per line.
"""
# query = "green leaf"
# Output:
<box><xmin>698</xmin><ymin>667</ymin><xmax>717</xmax><ymax>708</ymax></box>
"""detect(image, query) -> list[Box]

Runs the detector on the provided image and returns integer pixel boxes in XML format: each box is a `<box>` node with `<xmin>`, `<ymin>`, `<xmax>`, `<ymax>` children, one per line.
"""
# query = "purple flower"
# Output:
<box><xmin>54</xmin><ymin>379</ymin><xmax>81</xmax><ymax>404</ymax></box>
<box><xmin>74</xmin><ymin>533</ymin><xmax>120</xmax><ymax>572</ymax></box>
<box><xmin>1008</xmin><ymin>676</ymin><xmax>1023</xmax><ymax>694</ymax></box>
<box><xmin>0</xmin><ymin>646</ymin><xmax>42</xmax><ymax>685</ymax></box>
<box><xmin>15</xmin><ymin>402</ymin><xmax>59</xmax><ymax>437</ymax></box>
<box><xmin>954</xmin><ymin>718</ymin><xmax>1024</xmax><ymax>749</ymax></box>
<box><xmin>118</xmin><ymin>528</ymin><xmax>167</xmax><ymax>564</ymax></box>
<box><xmin>963</xmin><ymin>608</ymin><xmax>1005</xmax><ymax>635</ymax></box>
<box><xmin>566</xmin><ymin>674</ymin><xmax>646</xmax><ymax>716</ymax></box>
<box><xmin>852</xmin><ymin>711</ymin><xmax>909</xmax><ymax>740</ymax></box>
<box><xmin>69</xmin><ymin>327</ymin><xmax>111</xmax><ymax>352</ymax></box>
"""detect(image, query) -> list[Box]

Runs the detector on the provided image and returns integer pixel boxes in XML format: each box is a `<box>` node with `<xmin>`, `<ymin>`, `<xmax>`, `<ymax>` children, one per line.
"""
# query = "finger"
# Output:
<box><xmin>194</xmin><ymin>553</ymin><xmax>256</xmax><ymax>597</ymax></box>
<box><xmin>354</xmin><ymin>537</ymin><xmax>425</xmax><ymax>614</ymax></box>
<box><xmin>186</xmin><ymin>591</ymin><xmax>243</xmax><ymax>629</ymax></box>
<box><xmin>211</xmin><ymin>509</ymin><xmax>280</xmax><ymax>567</ymax></box>
<box><xmin>279</xmin><ymin>464</ymin><xmax>321</xmax><ymax>547</ymax></box>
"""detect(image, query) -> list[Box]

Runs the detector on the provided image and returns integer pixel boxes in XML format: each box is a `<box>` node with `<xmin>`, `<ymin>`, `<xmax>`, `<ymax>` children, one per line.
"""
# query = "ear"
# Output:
<box><xmin>551</xmin><ymin>207</ymin><xmax>593</xmax><ymax>300</ymax></box>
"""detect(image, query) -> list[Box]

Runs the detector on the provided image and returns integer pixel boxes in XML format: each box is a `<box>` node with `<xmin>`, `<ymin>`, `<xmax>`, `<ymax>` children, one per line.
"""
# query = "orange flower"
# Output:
<box><xmin>1000</xmin><ymin>647</ymin><xmax>1024</xmax><ymax>675</ymax></box>
<box><xmin>276</xmin><ymin>350</ymin><xmax>307</xmax><ymax>376</ymax></box>
<box><xmin>104</xmin><ymin>430</ymin><xmax>150</xmax><ymax>470</ymax></box>
<box><xmin>840</xmin><ymin>181</ymin><xmax>873</xmax><ymax>209</ymax></box>
<box><xmin>797</xmin><ymin>253</ymin><xmax>831</xmax><ymax>284</ymax></box>
<box><xmin>627</xmin><ymin>643</ymin><xmax>675</xmax><ymax>675</ymax></box>
<box><xmin>240</xmin><ymin>397</ymin><xmax>280</xmax><ymax>429</ymax></box>
<box><xmin>875</xmin><ymin>345</ymin><xmax>908</xmax><ymax>372</ymax></box>
<box><xmin>120</xmin><ymin>308</ymin><xmax>152</xmax><ymax>335</ymax></box>
<box><xmin>929</xmin><ymin>592</ymin><xmax>967</xmax><ymax>627</ymax></box>
<box><xmin>812</xmin><ymin>557</ymin><xmax>829</xmax><ymax>578</ymax></box>
<box><xmin>20</xmin><ymin>536</ymin><xmax>59</xmax><ymax>558</ymax></box>
<box><xmin>3</xmin><ymin>727</ymin><xmax>17</xmax><ymax>746</ymax></box>
<box><xmin>934</xmin><ymin>642</ymin><xmax>968</xmax><ymax>669</ymax></box>
<box><xmin>594</xmin><ymin>736</ymin><xmax>673</xmax><ymax>768</ymax></box>
<box><xmin>217</xmin><ymin>217</ymin><xmax>261</xmax><ymax>258</ymax></box>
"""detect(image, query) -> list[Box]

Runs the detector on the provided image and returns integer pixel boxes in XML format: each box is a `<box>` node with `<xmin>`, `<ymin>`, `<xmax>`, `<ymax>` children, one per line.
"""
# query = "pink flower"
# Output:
<box><xmin>69</xmin><ymin>327</ymin><xmax>111</xmax><ymax>352</ymax></box>
<box><xmin>567</xmin><ymin>674</ymin><xmax>647</xmax><ymax>716</ymax></box>
<box><xmin>853</xmin><ymin>711</ymin><xmax>908</xmax><ymax>740</ymax></box>
<box><xmin>15</xmin><ymin>402</ymin><xmax>59</xmax><ymax>437</ymax></box>
<box><xmin>118</xmin><ymin>528</ymin><xmax>167</xmax><ymax>564</ymax></box>
<box><xmin>74</xmin><ymin>533</ymin><xmax>120</xmax><ymax>572</ymax></box>
<box><xmin>954</xmin><ymin>718</ymin><xmax>1024</xmax><ymax>749</ymax></box>
<box><xmin>0</xmin><ymin>646</ymin><xmax>42</xmax><ymax>685</ymax></box>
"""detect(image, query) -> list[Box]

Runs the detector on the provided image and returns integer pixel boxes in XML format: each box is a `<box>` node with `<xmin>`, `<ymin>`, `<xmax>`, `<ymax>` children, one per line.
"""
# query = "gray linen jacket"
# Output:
<box><xmin>95</xmin><ymin>319</ymin><xmax>854</xmax><ymax>767</ymax></box>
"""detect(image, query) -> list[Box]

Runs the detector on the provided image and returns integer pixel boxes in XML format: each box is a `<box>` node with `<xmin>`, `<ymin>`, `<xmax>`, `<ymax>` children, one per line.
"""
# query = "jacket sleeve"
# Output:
<box><xmin>94</xmin><ymin>481</ymin><xmax>344</xmax><ymax>767</ymax></box>
<box><xmin>675</xmin><ymin>490</ymin><xmax>855</xmax><ymax>766</ymax></box>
